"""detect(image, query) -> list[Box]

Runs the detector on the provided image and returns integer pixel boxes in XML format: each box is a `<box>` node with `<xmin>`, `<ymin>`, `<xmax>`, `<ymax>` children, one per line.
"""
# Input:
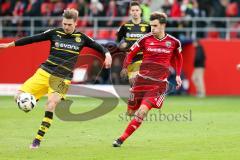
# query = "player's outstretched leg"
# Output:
<box><xmin>30</xmin><ymin>93</ymin><xmax>61</xmax><ymax>149</ymax></box>
<box><xmin>113</xmin><ymin>104</ymin><xmax>150</xmax><ymax>147</ymax></box>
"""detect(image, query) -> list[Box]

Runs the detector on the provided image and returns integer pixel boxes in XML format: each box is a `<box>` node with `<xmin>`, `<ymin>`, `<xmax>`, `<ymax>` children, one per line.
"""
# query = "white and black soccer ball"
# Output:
<box><xmin>17</xmin><ymin>93</ymin><xmax>36</xmax><ymax>112</ymax></box>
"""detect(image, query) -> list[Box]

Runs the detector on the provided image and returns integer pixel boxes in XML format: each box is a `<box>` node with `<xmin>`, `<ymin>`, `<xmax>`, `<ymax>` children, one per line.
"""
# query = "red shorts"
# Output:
<box><xmin>127</xmin><ymin>75</ymin><xmax>167</xmax><ymax>111</ymax></box>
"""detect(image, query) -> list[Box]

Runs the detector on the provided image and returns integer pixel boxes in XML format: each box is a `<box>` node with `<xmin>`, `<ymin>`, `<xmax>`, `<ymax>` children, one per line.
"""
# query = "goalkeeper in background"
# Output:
<box><xmin>0</xmin><ymin>8</ymin><xmax>112</xmax><ymax>149</ymax></box>
<box><xmin>116</xmin><ymin>1</ymin><xmax>151</xmax><ymax>85</ymax></box>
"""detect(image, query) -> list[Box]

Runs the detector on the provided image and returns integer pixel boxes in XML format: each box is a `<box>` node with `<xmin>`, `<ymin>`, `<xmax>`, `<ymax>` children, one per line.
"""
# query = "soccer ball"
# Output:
<box><xmin>17</xmin><ymin>93</ymin><xmax>36</xmax><ymax>112</ymax></box>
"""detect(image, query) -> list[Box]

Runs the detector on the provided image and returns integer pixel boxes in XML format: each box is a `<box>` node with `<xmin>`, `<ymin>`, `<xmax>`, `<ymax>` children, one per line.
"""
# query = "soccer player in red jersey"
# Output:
<box><xmin>113</xmin><ymin>12</ymin><xmax>183</xmax><ymax>147</ymax></box>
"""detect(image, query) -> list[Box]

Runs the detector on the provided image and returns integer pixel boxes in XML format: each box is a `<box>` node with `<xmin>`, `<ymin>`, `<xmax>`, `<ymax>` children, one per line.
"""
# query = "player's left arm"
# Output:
<box><xmin>175</xmin><ymin>53</ymin><xmax>183</xmax><ymax>89</ymax></box>
<box><xmin>83</xmin><ymin>34</ymin><xmax>112</xmax><ymax>68</ymax></box>
<box><xmin>171</xmin><ymin>41</ymin><xmax>183</xmax><ymax>89</ymax></box>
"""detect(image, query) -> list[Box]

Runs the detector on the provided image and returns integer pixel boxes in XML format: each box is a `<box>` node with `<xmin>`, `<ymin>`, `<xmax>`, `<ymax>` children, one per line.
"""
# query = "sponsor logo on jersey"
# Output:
<box><xmin>55</xmin><ymin>42</ymin><xmax>79</xmax><ymax>50</ymax></box>
<box><xmin>126</xmin><ymin>33</ymin><xmax>145</xmax><ymax>38</ymax></box>
<box><xmin>147</xmin><ymin>48</ymin><xmax>170</xmax><ymax>54</ymax></box>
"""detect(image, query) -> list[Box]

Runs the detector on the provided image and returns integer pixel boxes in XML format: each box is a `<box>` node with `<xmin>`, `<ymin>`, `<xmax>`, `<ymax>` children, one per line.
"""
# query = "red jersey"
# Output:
<box><xmin>124</xmin><ymin>33</ymin><xmax>183</xmax><ymax>80</ymax></box>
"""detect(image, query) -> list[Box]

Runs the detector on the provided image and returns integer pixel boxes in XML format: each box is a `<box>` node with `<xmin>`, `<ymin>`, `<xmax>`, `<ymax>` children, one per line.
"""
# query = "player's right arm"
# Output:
<box><xmin>14</xmin><ymin>29</ymin><xmax>53</xmax><ymax>46</ymax></box>
<box><xmin>120</xmin><ymin>41</ymin><xmax>141</xmax><ymax>78</ymax></box>
<box><xmin>0</xmin><ymin>29</ymin><xmax>53</xmax><ymax>48</ymax></box>
<box><xmin>116</xmin><ymin>25</ymin><xmax>128</xmax><ymax>50</ymax></box>
<box><xmin>0</xmin><ymin>42</ymin><xmax>15</xmax><ymax>48</ymax></box>
<box><xmin>116</xmin><ymin>25</ymin><xmax>126</xmax><ymax>43</ymax></box>
<box><xmin>124</xmin><ymin>41</ymin><xmax>142</xmax><ymax>66</ymax></box>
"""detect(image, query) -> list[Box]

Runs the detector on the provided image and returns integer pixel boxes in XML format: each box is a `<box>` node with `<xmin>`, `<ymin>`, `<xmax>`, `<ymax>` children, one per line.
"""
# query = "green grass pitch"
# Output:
<box><xmin>0</xmin><ymin>96</ymin><xmax>240</xmax><ymax>160</ymax></box>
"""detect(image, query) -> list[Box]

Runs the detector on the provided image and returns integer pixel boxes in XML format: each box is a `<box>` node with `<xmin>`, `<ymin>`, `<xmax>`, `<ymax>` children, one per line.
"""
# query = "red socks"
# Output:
<box><xmin>119</xmin><ymin>116</ymin><xmax>143</xmax><ymax>142</ymax></box>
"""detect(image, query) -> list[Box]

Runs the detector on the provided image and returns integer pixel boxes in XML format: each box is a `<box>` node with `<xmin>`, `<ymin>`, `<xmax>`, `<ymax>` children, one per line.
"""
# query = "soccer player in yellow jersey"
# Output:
<box><xmin>0</xmin><ymin>8</ymin><xmax>112</xmax><ymax>149</ymax></box>
<box><xmin>116</xmin><ymin>1</ymin><xmax>151</xmax><ymax>85</ymax></box>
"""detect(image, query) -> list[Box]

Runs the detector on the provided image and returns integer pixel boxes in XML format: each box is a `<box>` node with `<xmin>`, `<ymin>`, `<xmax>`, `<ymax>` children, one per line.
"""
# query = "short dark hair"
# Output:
<box><xmin>130</xmin><ymin>1</ymin><xmax>141</xmax><ymax>8</ymax></box>
<box><xmin>150</xmin><ymin>12</ymin><xmax>167</xmax><ymax>24</ymax></box>
<box><xmin>62</xmin><ymin>8</ymin><xmax>79</xmax><ymax>22</ymax></box>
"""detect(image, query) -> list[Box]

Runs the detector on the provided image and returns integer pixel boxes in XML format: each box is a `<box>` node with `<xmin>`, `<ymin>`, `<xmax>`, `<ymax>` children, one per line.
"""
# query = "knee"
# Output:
<box><xmin>135</xmin><ymin>111</ymin><xmax>145</xmax><ymax>120</ymax></box>
<box><xmin>135</xmin><ymin>105</ymin><xmax>149</xmax><ymax>119</ymax></box>
<box><xmin>135</xmin><ymin>111</ymin><xmax>144</xmax><ymax>119</ymax></box>
<box><xmin>134</xmin><ymin>111</ymin><xmax>145</xmax><ymax>122</ymax></box>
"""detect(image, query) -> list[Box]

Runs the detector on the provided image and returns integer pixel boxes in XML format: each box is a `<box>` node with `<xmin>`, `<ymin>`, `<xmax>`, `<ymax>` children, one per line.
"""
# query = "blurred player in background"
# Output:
<box><xmin>0</xmin><ymin>8</ymin><xmax>112</xmax><ymax>149</ymax></box>
<box><xmin>113</xmin><ymin>12</ymin><xmax>183</xmax><ymax>147</ymax></box>
<box><xmin>116</xmin><ymin>1</ymin><xmax>151</xmax><ymax>85</ymax></box>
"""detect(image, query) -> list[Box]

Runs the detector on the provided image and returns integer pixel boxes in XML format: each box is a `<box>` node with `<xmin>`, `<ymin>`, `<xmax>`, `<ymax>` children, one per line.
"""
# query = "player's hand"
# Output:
<box><xmin>0</xmin><ymin>42</ymin><xmax>15</xmax><ymax>48</ymax></box>
<box><xmin>119</xmin><ymin>42</ymin><xmax>128</xmax><ymax>51</ymax></box>
<box><xmin>120</xmin><ymin>68</ymin><xmax>128</xmax><ymax>79</ymax></box>
<box><xmin>236</xmin><ymin>64</ymin><xmax>240</xmax><ymax>71</ymax></box>
<box><xmin>176</xmin><ymin>75</ymin><xmax>182</xmax><ymax>90</ymax></box>
<box><xmin>104</xmin><ymin>52</ymin><xmax>112</xmax><ymax>69</ymax></box>
<box><xmin>129</xmin><ymin>78</ymin><xmax>135</xmax><ymax>86</ymax></box>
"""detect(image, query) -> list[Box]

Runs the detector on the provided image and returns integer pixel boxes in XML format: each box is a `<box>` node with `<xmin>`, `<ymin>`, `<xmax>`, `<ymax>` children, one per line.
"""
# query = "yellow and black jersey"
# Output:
<box><xmin>116</xmin><ymin>20</ymin><xmax>151</xmax><ymax>62</ymax></box>
<box><xmin>116</xmin><ymin>20</ymin><xmax>151</xmax><ymax>48</ymax></box>
<box><xmin>15</xmin><ymin>28</ymin><xmax>108</xmax><ymax>80</ymax></box>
